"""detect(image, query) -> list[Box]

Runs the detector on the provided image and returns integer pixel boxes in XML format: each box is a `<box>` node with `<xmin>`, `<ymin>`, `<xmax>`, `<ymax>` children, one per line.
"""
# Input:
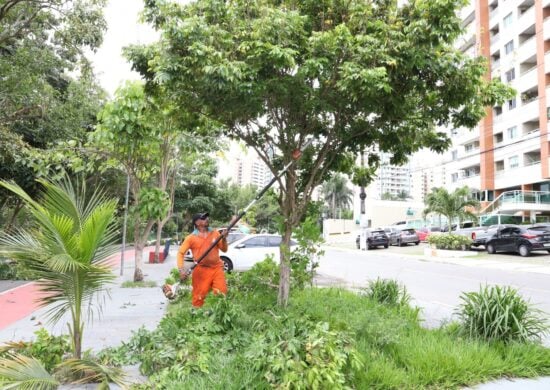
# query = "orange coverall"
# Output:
<box><xmin>177</xmin><ymin>229</ymin><xmax>228</xmax><ymax>307</ymax></box>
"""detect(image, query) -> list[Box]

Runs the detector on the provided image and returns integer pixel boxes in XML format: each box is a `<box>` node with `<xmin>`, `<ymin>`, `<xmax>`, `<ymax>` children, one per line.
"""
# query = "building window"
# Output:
<box><xmin>504</xmin><ymin>68</ymin><xmax>515</xmax><ymax>82</ymax></box>
<box><xmin>504</xmin><ymin>40</ymin><xmax>514</xmax><ymax>54</ymax></box>
<box><xmin>451</xmin><ymin>173</ymin><xmax>458</xmax><ymax>182</ymax></box>
<box><xmin>507</xmin><ymin>98</ymin><xmax>516</xmax><ymax>110</ymax></box>
<box><xmin>507</xmin><ymin>126</ymin><xmax>518</xmax><ymax>139</ymax></box>
<box><xmin>494</xmin><ymin>132</ymin><xmax>503</xmax><ymax>143</ymax></box>
<box><xmin>509</xmin><ymin>155</ymin><xmax>519</xmax><ymax>169</ymax></box>
<box><xmin>503</xmin><ymin>12</ymin><xmax>513</xmax><ymax>28</ymax></box>
<box><xmin>494</xmin><ymin>106</ymin><xmax>502</xmax><ymax>116</ymax></box>
<box><xmin>451</xmin><ymin>150</ymin><xmax>458</xmax><ymax>161</ymax></box>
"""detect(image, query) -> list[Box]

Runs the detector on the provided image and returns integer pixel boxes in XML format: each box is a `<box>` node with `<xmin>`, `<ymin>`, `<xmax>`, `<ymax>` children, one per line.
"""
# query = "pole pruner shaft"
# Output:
<box><xmin>182</xmin><ymin>139</ymin><xmax>313</xmax><ymax>279</ymax></box>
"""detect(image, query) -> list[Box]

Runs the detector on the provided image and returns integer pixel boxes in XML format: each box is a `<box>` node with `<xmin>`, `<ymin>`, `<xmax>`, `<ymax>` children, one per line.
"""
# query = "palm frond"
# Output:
<box><xmin>37</xmin><ymin>178</ymin><xmax>81</xmax><ymax>235</ymax></box>
<box><xmin>56</xmin><ymin>358</ymin><xmax>127</xmax><ymax>388</ymax></box>
<box><xmin>0</xmin><ymin>354</ymin><xmax>59</xmax><ymax>390</ymax></box>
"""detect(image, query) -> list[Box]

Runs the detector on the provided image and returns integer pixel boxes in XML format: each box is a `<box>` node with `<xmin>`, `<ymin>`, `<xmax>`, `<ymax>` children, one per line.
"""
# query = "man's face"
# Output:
<box><xmin>196</xmin><ymin>215</ymin><xmax>209</xmax><ymax>229</ymax></box>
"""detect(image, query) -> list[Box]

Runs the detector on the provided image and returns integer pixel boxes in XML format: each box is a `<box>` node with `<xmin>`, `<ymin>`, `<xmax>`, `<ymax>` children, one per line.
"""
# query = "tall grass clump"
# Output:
<box><xmin>456</xmin><ymin>285</ymin><xmax>549</xmax><ymax>343</ymax></box>
<box><xmin>364</xmin><ymin>278</ymin><xmax>410</xmax><ymax>306</ymax></box>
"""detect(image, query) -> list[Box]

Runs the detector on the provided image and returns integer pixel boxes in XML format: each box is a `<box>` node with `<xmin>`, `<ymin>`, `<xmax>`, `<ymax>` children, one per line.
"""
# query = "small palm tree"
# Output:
<box><xmin>0</xmin><ymin>176</ymin><xmax>118</xmax><ymax>359</ymax></box>
<box><xmin>423</xmin><ymin>186</ymin><xmax>479</xmax><ymax>232</ymax></box>
<box><xmin>321</xmin><ymin>174</ymin><xmax>354</xmax><ymax>218</ymax></box>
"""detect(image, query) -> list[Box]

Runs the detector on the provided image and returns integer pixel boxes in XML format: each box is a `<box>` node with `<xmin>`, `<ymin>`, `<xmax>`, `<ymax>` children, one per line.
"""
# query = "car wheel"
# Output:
<box><xmin>486</xmin><ymin>243</ymin><xmax>496</xmax><ymax>254</ymax></box>
<box><xmin>221</xmin><ymin>256</ymin><xmax>233</xmax><ymax>272</ymax></box>
<box><xmin>518</xmin><ymin>244</ymin><xmax>530</xmax><ymax>257</ymax></box>
<box><xmin>384</xmin><ymin>244</ymin><xmax>388</xmax><ymax>249</ymax></box>
<box><xmin>415</xmin><ymin>241</ymin><xmax>419</xmax><ymax>245</ymax></box>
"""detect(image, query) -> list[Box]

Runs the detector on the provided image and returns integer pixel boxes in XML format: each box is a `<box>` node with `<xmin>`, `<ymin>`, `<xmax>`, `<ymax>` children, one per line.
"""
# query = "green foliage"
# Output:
<box><xmin>427</xmin><ymin>233</ymin><xmax>472</xmax><ymax>250</ymax></box>
<box><xmin>246</xmin><ymin>317</ymin><xmax>363</xmax><ymax>389</ymax></box>
<box><xmin>121</xmin><ymin>281</ymin><xmax>157</xmax><ymax>288</ymax></box>
<box><xmin>423</xmin><ymin>186</ymin><xmax>479</xmax><ymax>232</ymax></box>
<box><xmin>290</xmin><ymin>216</ymin><xmax>324</xmax><ymax>289</ymax></box>
<box><xmin>0</xmin><ymin>353</ymin><xmax>59</xmax><ymax>390</ymax></box>
<box><xmin>137</xmin><ymin>187</ymin><xmax>170</xmax><ymax>221</ymax></box>
<box><xmin>456</xmin><ymin>285</ymin><xmax>549</xmax><ymax>343</ymax></box>
<box><xmin>0</xmin><ymin>329</ymin><xmax>70</xmax><ymax>372</ymax></box>
<box><xmin>364</xmin><ymin>278</ymin><xmax>411</xmax><ymax>306</ymax></box>
<box><xmin>320</xmin><ymin>173</ymin><xmax>354</xmax><ymax>218</ymax></box>
<box><xmin>0</xmin><ymin>259</ymin><xmax>18</xmax><ymax>280</ymax></box>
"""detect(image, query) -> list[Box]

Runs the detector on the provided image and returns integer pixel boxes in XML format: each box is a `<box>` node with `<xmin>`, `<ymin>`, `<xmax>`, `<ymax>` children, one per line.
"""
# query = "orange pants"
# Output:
<box><xmin>191</xmin><ymin>262</ymin><xmax>227</xmax><ymax>307</ymax></box>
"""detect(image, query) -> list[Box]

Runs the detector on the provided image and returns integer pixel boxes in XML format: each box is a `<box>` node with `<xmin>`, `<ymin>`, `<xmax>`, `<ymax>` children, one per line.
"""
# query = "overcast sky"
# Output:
<box><xmin>90</xmin><ymin>0</ymin><xmax>158</xmax><ymax>96</ymax></box>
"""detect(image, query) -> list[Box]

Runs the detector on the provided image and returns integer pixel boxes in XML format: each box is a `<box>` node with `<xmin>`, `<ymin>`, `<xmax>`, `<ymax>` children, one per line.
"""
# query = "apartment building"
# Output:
<box><xmin>412</xmin><ymin>0</ymin><xmax>550</xmax><ymax>222</ymax></box>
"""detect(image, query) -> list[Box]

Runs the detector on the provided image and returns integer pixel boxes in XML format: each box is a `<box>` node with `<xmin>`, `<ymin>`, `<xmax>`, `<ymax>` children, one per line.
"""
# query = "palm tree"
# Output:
<box><xmin>423</xmin><ymin>186</ymin><xmax>479</xmax><ymax>232</ymax></box>
<box><xmin>0</xmin><ymin>176</ymin><xmax>118</xmax><ymax>359</ymax></box>
<box><xmin>320</xmin><ymin>174</ymin><xmax>354</xmax><ymax>218</ymax></box>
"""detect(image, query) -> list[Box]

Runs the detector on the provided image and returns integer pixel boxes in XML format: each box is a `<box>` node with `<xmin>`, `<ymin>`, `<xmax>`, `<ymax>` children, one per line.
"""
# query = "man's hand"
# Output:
<box><xmin>179</xmin><ymin>268</ymin><xmax>189</xmax><ymax>281</ymax></box>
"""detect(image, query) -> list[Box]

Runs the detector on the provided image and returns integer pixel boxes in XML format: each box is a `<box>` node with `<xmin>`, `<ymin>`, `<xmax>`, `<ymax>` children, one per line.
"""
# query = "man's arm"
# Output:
<box><xmin>177</xmin><ymin>237</ymin><xmax>191</xmax><ymax>270</ymax></box>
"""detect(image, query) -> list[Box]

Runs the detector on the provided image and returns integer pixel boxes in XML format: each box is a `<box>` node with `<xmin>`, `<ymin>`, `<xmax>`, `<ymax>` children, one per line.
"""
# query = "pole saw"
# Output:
<box><xmin>162</xmin><ymin>139</ymin><xmax>313</xmax><ymax>299</ymax></box>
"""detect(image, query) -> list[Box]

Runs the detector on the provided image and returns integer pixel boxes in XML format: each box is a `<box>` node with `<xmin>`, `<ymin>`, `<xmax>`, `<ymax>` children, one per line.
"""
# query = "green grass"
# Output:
<box><xmin>105</xmin><ymin>281</ymin><xmax>550</xmax><ymax>389</ymax></box>
<box><xmin>121</xmin><ymin>280</ymin><xmax>157</xmax><ymax>288</ymax></box>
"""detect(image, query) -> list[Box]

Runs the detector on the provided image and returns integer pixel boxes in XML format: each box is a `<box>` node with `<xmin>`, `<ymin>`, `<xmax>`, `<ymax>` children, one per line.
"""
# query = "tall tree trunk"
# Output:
<box><xmin>154</xmin><ymin>219</ymin><xmax>162</xmax><ymax>263</ymax></box>
<box><xmin>134</xmin><ymin>221</ymin><xmax>144</xmax><ymax>281</ymax></box>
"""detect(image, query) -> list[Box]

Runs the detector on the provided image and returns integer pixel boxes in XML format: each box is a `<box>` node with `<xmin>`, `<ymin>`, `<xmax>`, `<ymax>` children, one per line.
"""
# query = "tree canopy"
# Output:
<box><xmin>127</xmin><ymin>0</ymin><xmax>512</xmax><ymax>305</ymax></box>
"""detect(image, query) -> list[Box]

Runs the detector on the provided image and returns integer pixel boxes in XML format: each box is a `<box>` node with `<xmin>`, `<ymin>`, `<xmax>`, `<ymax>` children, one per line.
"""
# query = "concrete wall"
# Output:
<box><xmin>353</xmin><ymin>199</ymin><xmax>425</xmax><ymax>228</ymax></box>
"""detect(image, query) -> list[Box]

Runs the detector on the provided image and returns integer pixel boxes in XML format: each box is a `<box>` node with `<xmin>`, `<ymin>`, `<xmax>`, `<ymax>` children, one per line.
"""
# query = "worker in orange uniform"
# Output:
<box><xmin>177</xmin><ymin>212</ymin><xmax>230</xmax><ymax>307</ymax></box>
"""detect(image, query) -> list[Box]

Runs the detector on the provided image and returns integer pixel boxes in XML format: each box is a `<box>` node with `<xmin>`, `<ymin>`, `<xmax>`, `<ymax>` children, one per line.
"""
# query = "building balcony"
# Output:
<box><xmin>494</xmin><ymin>163</ymin><xmax>542</xmax><ymax>188</ymax></box>
<box><xmin>458</xmin><ymin>174</ymin><xmax>480</xmax><ymax>190</ymax></box>
<box><xmin>459</xmin><ymin>3</ymin><xmax>475</xmax><ymax>22</ymax></box>
<box><xmin>517</xmin><ymin>6</ymin><xmax>536</xmax><ymax>37</ymax></box>
<box><xmin>517</xmin><ymin>35</ymin><xmax>536</xmax><ymax>64</ymax></box>
<box><xmin>545</xmin><ymin>17</ymin><xmax>550</xmax><ymax>41</ymax></box>
<box><xmin>545</xmin><ymin>51</ymin><xmax>550</xmax><ymax>74</ymax></box>
<box><xmin>517</xmin><ymin>98</ymin><xmax>541</xmax><ymax>124</ymax></box>
<box><xmin>518</xmin><ymin>66</ymin><xmax>538</xmax><ymax>91</ymax></box>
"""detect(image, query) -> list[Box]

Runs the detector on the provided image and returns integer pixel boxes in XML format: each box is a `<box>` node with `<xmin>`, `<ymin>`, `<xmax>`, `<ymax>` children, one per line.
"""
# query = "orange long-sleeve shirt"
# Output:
<box><xmin>177</xmin><ymin>229</ymin><xmax>228</xmax><ymax>269</ymax></box>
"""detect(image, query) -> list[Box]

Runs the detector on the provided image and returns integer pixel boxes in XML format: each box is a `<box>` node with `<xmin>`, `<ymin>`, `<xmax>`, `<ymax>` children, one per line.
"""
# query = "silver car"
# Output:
<box><xmin>389</xmin><ymin>228</ymin><xmax>420</xmax><ymax>246</ymax></box>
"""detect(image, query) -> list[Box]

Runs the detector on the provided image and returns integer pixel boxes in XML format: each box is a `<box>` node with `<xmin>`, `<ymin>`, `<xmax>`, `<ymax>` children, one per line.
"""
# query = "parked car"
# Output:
<box><xmin>364</xmin><ymin>228</ymin><xmax>389</xmax><ymax>250</ymax></box>
<box><xmin>389</xmin><ymin>228</ymin><xmax>420</xmax><ymax>246</ymax></box>
<box><xmin>184</xmin><ymin>232</ymin><xmax>249</xmax><ymax>263</ymax></box>
<box><xmin>221</xmin><ymin>234</ymin><xmax>298</xmax><ymax>272</ymax></box>
<box><xmin>456</xmin><ymin>224</ymin><xmax>519</xmax><ymax>247</ymax></box>
<box><xmin>416</xmin><ymin>226</ymin><xmax>442</xmax><ymax>242</ymax></box>
<box><xmin>485</xmin><ymin>226</ymin><xmax>550</xmax><ymax>257</ymax></box>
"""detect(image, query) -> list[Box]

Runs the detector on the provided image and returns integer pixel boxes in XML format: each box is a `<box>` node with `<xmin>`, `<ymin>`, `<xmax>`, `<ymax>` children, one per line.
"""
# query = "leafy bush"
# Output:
<box><xmin>0</xmin><ymin>259</ymin><xmax>17</xmax><ymax>280</ymax></box>
<box><xmin>290</xmin><ymin>216</ymin><xmax>324</xmax><ymax>289</ymax></box>
<box><xmin>0</xmin><ymin>329</ymin><xmax>70</xmax><ymax>372</ymax></box>
<box><xmin>246</xmin><ymin>317</ymin><xmax>363</xmax><ymax>389</ymax></box>
<box><xmin>364</xmin><ymin>278</ymin><xmax>410</xmax><ymax>306</ymax></box>
<box><xmin>456</xmin><ymin>285</ymin><xmax>549</xmax><ymax>343</ymax></box>
<box><xmin>427</xmin><ymin>233</ymin><xmax>472</xmax><ymax>250</ymax></box>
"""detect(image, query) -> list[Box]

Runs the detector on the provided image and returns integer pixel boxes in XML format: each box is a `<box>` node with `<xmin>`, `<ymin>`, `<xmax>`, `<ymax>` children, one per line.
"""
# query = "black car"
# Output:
<box><xmin>485</xmin><ymin>226</ymin><xmax>550</xmax><ymax>257</ymax></box>
<box><xmin>365</xmin><ymin>229</ymin><xmax>389</xmax><ymax>250</ymax></box>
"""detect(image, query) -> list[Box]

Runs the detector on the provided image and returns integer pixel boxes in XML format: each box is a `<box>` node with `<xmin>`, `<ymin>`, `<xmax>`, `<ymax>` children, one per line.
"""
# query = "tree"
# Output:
<box><xmin>0</xmin><ymin>176</ymin><xmax>118</xmax><ymax>359</ymax></box>
<box><xmin>423</xmin><ymin>186</ymin><xmax>479</xmax><ymax>232</ymax></box>
<box><xmin>320</xmin><ymin>174</ymin><xmax>353</xmax><ymax>218</ymax></box>
<box><xmin>129</xmin><ymin>0</ymin><xmax>512</xmax><ymax>306</ymax></box>
<box><xmin>0</xmin><ymin>0</ymin><xmax>107</xmax><ymax>230</ymax></box>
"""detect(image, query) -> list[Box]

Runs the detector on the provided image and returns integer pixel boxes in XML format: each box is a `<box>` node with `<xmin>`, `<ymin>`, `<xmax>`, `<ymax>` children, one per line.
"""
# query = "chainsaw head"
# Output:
<box><xmin>162</xmin><ymin>283</ymin><xmax>177</xmax><ymax>300</ymax></box>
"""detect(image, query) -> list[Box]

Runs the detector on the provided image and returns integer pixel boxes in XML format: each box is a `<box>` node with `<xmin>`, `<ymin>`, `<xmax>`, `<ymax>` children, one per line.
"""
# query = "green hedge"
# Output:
<box><xmin>427</xmin><ymin>233</ymin><xmax>472</xmax><ymax>250</ymax></box>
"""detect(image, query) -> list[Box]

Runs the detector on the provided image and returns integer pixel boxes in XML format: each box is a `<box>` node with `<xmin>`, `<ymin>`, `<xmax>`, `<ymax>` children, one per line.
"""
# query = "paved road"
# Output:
<box><xmin>317</xmin><ymin>244</ymin><xmax>550</xmax><ymax>333</ymax></box>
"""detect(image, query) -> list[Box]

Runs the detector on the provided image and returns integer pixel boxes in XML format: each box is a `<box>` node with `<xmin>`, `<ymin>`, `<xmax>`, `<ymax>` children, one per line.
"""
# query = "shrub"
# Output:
<box><xmin>456</xmin><ymin>285</ymin><xmax>549</xmax><ymax>343</ymax></box>
<box><xmin>427</xmin><ymin>233</ymin><xmax>472</xmax><ymax>250</ymax></box>
<box><xmin>246</xmin><ymin>317</ymin><xmax>363</xmax><ymax>389</ymax></box>
<box><xmin>0</xmin><ymin>328</ymin><xmax>70</xmax><ymax>372</ymax></box>
<box><xmin>364</xmin><ymin>278</ymin><xmax>410</xmax><ymax>306</ymax></box>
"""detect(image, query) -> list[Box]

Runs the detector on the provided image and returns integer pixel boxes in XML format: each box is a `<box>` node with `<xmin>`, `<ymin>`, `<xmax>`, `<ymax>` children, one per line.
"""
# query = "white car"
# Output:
<box><xmin>221</xmin><ymin>234</ymin><xmax>297</xmax><ymax>272</ymax></box>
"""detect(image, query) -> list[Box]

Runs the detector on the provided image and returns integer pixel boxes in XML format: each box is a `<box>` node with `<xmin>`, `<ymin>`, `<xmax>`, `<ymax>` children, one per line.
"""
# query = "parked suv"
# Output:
<box><xmin>485</xmin><ymin>226</ymin><xmax>550</xmax><ymax>257</ymax></box>
<box><xmin>389</xmin><ymin>228</ymin><xmax>420</xmax><ymax>246</ymax></box>
<box><xmin>365</xmin><ymin>228</ymin><xmax>389</xmax><ymax>250</ymax></box>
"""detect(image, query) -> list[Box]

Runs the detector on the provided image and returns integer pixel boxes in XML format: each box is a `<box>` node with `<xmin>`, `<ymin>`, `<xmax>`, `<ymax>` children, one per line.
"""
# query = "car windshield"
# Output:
<box><xmin>401</xmin><ymin>229</ymin><xmax>415</xmax><ymax>234</ymax></box>
<box><xmin>371</xmin><ymin>230</ymin><xmax>385</xmax><ymax>234</ymax></box>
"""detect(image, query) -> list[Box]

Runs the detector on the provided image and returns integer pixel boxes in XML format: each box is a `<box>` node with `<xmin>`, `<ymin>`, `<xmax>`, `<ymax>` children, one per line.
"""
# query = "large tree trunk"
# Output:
<box><xmin>278</xmin><ymin>170</ymin><xmax>297</xmax><ymax>307</ymax></box>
